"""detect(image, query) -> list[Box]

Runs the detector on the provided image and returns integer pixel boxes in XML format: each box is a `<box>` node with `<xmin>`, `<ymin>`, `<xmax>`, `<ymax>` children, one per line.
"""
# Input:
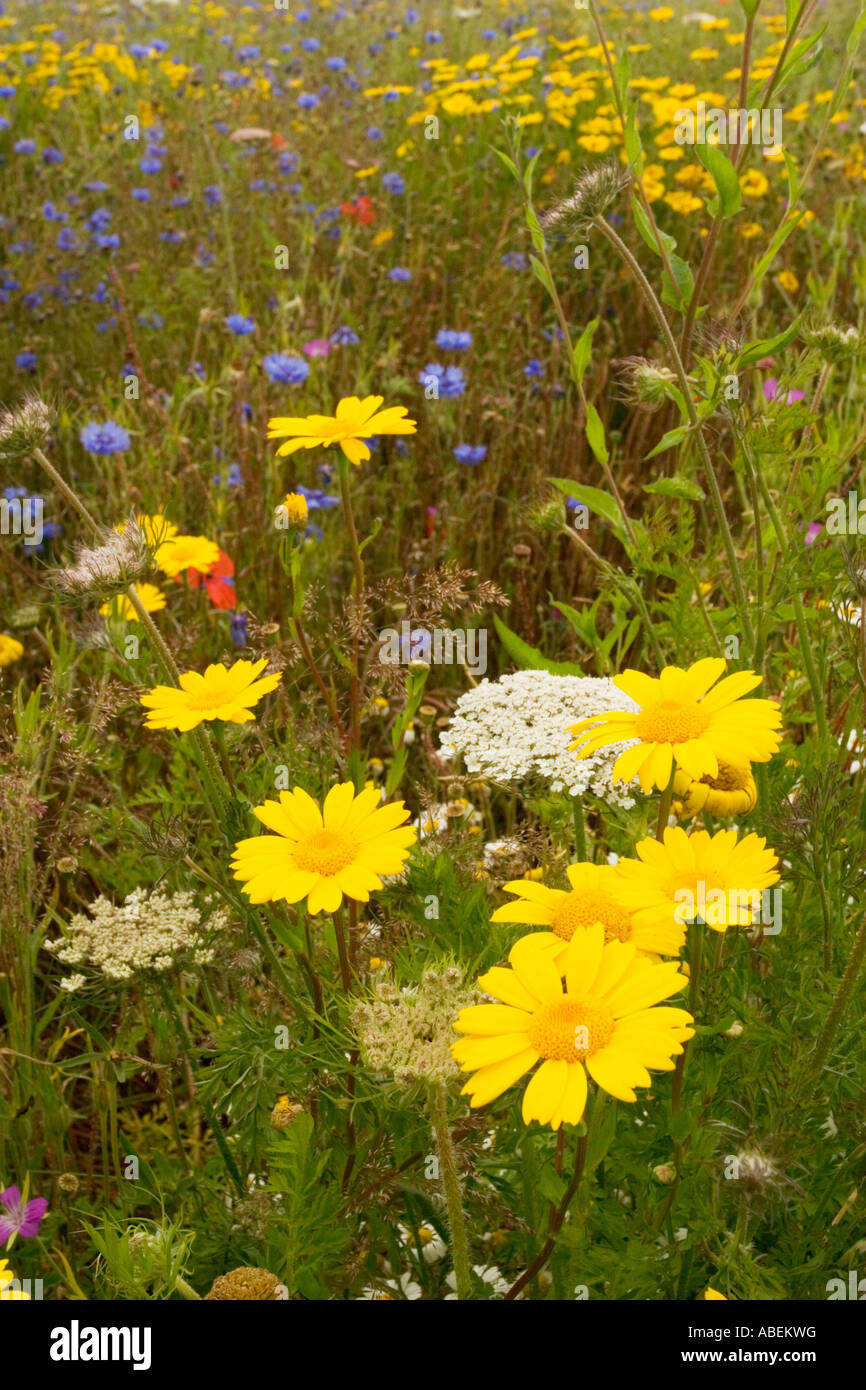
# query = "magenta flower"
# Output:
<box><xmin>804</xmin><ymin>521</ymin><xmax>822</xmax><ymax>546</ymax></box>
<box><xmin>302</xmin><ymin>338</ymin><xmax>331</xmax><ymax>359</ymax></box>
<box><xmin>0</xmin><ymin>1186</ymin><xmax>48</xmax><ymax>1244</ymax></box>
<box><xmin>763</xmin><ymin>376</ymin><xmax>805</xmax><ymax>405</ymax></box>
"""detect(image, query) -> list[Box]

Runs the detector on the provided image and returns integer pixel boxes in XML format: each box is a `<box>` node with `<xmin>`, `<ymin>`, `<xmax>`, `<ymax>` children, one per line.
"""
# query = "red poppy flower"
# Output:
<box><xmin>182</xmin><ymin>549</ymin><xmax>237</xmax><ymax>610</ymax></box>
<box><xmin>340</xmin><ymin>195</ymin><xmax>376</xmax><ymax>225</ymax></box>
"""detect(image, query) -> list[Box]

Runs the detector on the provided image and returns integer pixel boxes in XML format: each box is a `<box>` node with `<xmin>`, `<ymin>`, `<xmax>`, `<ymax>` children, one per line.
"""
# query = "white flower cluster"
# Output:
<box><xmin>44</xmin><ymin>887</ymin><xmax>228</xmax><ymax>987</ymax></box>
<box><xmin>441</xmin><ymin>669</ymin><xmax>639</xmax><ymax>807</ymax></box>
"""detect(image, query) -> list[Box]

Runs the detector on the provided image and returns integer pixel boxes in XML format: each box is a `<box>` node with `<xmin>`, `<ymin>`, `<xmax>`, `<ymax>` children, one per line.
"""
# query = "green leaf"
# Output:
<box><xmin>613</xmin><ymin>46</ymin><xmax>630</xmax><ymax>111</ymax></box>
<box><xmin>644</xmin><ymin>424</ymin><xmax>689</xmax><ymax>460</ymax></box>
<box><xmin>738</xmin><ymin>0</ymin><xmax>761</xmax><ymax>16</ymax></box>
<box><xmin>661</xmin><ymin>252</ymin><xmax>694</xmax><ymax>312</ymax></box>
<box><xmin>643</xmin><ymin>476</ymin><xmax>705</xmax><ymax>501</ymax></box>
<box><xmin>585</xmin><ymin>401</ymin><xmax>609</xmax><ymax>466</ymax></box>
<box><xmin>737</xmin><ymin>315</ymin><xmax>802</xmax><ymax>368</ymax></box>
<box><xmin>537</xmin><ymin>1163</ymin><xmax>567</xmax><ymax>1206</ymax></box>
<box><xmin>571</xmin><ymin>317</ymin><xmax>599</xmax><ymax>387</ymax></box>
<box><xmin>530</xmin><ymin>253</ymin><xmax>554</xmax><ymax>297</ymax></box>
<box><xmin>522</xmin><ymin>149</ymin><xmax>541</xmax><ymax>199</ymax></box>
<box><xmin>492</xmin><ymin>146</ymin><xmax>519</xmax><ymax>180</ymax></box>
<box><xmin>493</xmin><ymin>615</ymin><xmax>585</xmax><ymax>676</ymax></box>
<box><xmin>631</xmin><ymin>194</ymin><xmax>676</xmax><ymax>260</ymax></box>
<box><xmin>548</xmin><ymin>477</ymin><xmax>622</xmax><ymax>528</ymax></box>
<box><xmin>847</xmin><ymin>4</ymin><xmax>866</xmax><ymax>54</ymax></box>
<box><xmin>696</xmin><ymin>140</ymin><xmax>742</xmax><ymax>218</ymax></box>
<box><xmin>624</xmin><ymin>104</ymin><xmax>643</xmax><ymax>172</ymax></box>
<box><xmin>525</xmin><ymin>202</ymin><xmax>546</xmax><ymax>254</ymax></box>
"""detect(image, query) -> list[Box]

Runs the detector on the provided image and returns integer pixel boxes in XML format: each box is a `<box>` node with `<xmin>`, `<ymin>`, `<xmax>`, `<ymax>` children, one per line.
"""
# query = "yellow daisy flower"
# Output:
<box><xmin>267</xmin><ymin>395</ymin><xmax>417</xmax><ymax>467</ymax></box>
<box><xmin>739</xmin><ymin>169</ymin><xmax>769</xmax><ymax>197</ymax></box>
<box><xmin>156</xmin><ymin>534</ymin><xmax>221</xmax><ymax>578</ymax></box>
<box><xmin>231</xmin><ymin>781</ymin><xmax>416</xmax><ymax>914</ymax></box>
<box><xmin>0</xmin><ymin>1258</ymin><xmax>29</xmax><ymax>1299</ymax></box>
<box><xmin>0</xmin><ymin>634</ymin><xmax>24</xmax><ymax>667</ymax></box>
<box><xmin>452</xmin><ymin>927</ymin><xmax>693</xmax><ymax>1130</ymax></box>
<box><xmin>100</xmin><ymin>582</ymin><xmax>166</xmax><ymax>622</ymax></box>
<box><xmin>614</xmin><ymin>826</ymin><xmax>780</xmax><ymax>934</ymax></box>
<box><xmin>569</xmin><ymin>658</ymin><xmax>782</xmax><ymax>792</ymax></box>
<box><xmin>491</xmin><ymin>861</ymin><xmax>686</xmax><ymax>964</ymax></box>
<box><xmin>705</xmin><ymin>1288</ymin><xmax>727</xmax><ymax>1300</ymax></box>
<box><xmin>673</xmin><ymin>760</ymin><xmax>757</xmax><ymax>819</ymax></box>
<box><xmin>140</xmin><ymin>658</ymin><xmax>281</xmax><ymax>731</ymax></box>
<box><xmin>776</xmin><ymin>269</ymin><xmax>799</xmax><ymax>293</ymax></box>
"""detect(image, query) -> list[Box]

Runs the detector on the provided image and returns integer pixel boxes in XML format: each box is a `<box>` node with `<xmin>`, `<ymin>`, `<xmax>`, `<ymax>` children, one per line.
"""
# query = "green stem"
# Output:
<box><xmin>591</xmin><ymin>218</ymin><xmax>755</xmax><ymax>651</ymax></box>
<box><xmin>572</xmin><ymin>798</ymin><xmax>587</xmax><ymax>862</ymax></box>
<box><xmin>802</xmin><ymin>910</ymin><xmax>866</xmax><ymax>1099</ymax></box>
<box><xmin>430</xmin><ymin>1081</ymin><xmax>472</xmax><ymax>1300</ymax></box>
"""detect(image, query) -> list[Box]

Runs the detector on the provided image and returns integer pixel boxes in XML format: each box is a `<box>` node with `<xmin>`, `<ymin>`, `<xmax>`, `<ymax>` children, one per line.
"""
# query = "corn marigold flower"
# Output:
<box><xmin>115</xmin><ymin>512</ymin><xmax>178</xmax><ymax>549</ymax></box>
<box><xmin>615</xmin><ymin>826</ymin><xmax>780</xmax><ymax>934</ymax></box>
<box><xmin>491</xmin><ymin>861</ymin><xmax>686</xmax><ymax>965</ymax></box>
<box><xmin>267</xmin><ymin>394</ymin><xmax>416</xmax><ymax>466</ymax></box>
<box><xmin>0</xmin><ymin>634</ymin><xmax>24</xmax><ymax>666</ymax></box>
<box><xmin>231</xmin><ymin>781</ymin><xmax>416</xmax><ymax>914</ymax></box>
<box><xmin>277</xmin><ymin>491</ymin><xmax>309</xmax><ymax>527</ymax></box>
<box><xmin>100</xmin><ymin>582</ymin><xmax>165</xmax><ymax>621</ymax></box>
<box><xmin>673</xmin><ymin>760</ymin><xmax>757</xmax><ymax>819</ymax></box>
<box><xmin>569</xmin><ymin>658</ymin><xmax>782</xmax><ymax>793</ymax></box>
<box><xmin>156</xmin><ymin>533</ymin><xmax>220</xmax><ymax>578</ymax></box>
<box><xmin>452</xmin><ymin>927</ymin><xmax>693</xmax><ymax>1130</ymax></box>
<box><xmin>140</xmin><ymin>657</ymin><xmax>281</xmax><ymax>731</ymax></box>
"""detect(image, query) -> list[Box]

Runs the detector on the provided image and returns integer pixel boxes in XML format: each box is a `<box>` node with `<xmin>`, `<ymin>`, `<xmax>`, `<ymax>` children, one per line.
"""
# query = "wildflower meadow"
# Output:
<box><xmin>2</xmin><ymin>0</ymin><xmax>866</xmax><ymax>1348</ymax></box>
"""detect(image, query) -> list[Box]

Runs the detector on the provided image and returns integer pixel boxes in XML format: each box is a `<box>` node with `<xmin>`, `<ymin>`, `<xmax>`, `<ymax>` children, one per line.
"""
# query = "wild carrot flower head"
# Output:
<box><xmin>140</xmin><ymin>658</ymin><xmax>281</xmax><ymax>731</ymax></box>
<box><xmin>231</xmin><ymin>781</ymin><xmax>416</xmax><ymax>914</ymax></box>
<box><xmin>570</xmin><ymin>658</ymin><xmax>782</xmax><ymax>793</ymax></box>
<box><xmin>267</xmin><ymin>395</ymin><xmax>417</xmax><ymax>466</ymax></box>
<box><xmin>452</xmin><ymin>927</ymin><xmax>693</xmax><ymax>1130</ymax></box>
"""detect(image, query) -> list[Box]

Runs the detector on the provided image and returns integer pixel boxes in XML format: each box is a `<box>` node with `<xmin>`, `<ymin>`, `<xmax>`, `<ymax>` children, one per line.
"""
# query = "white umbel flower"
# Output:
<box><xmin>441</xmin><ymin>670</ymin><xmax>639</xmax><ymax>807</ymax></box>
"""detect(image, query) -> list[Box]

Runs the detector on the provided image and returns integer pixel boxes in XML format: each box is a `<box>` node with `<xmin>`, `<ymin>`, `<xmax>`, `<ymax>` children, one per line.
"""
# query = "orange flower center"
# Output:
<box><xmin>527</xmin><ymin>999</ymin><xmax>615</xmax><ymax>1063</ymax></box>
<box><xmin>292</xmin><ymin>829</ymin><xmax>358</xmax><ymax>876</ymax></box>
<box><xmin>699</xmin><ymin>762</ymin><xmax>748</xmax><ymax>791</ymax></box>
<box><xmin>634</xmin><ymin>698</ymin><xmax>710</xmax><ymax>745</ymax></box>
<box><xmin>551</xmin><ymin>890</ymin><xmax>633</xmax><ymax>945</ymax></box>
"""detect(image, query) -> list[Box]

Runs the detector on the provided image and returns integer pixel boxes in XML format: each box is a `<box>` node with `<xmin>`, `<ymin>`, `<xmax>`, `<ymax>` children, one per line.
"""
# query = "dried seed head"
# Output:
<box><xmin>205</xmin><ymin>1267</ymin><xmax>287</xmax><ymax>1300</ymax></box>
<box><xmin>541</xmin><ymin>161</ymin><xmax>633</xmax><ymax>239</ymax></box>
<box><xmin>52</xmin><ymin>522</ymin><xmax>152</xmax><ymax>601</ymax></box>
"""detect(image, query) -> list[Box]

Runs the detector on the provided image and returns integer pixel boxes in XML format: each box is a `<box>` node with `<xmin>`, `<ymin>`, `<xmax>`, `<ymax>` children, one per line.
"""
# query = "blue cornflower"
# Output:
<box><xmin>226</xmin><ymin>314</ymin><xmax>255</xmax><ymax>336</ymax></box>
<box><xmin>230</xmin><ymin>611</ymin><xmax>249</xmax><ymax>646</ymax></box>
<box><xmin>41</xmin><ymin>202</ymin><xmax>67</xmax><ymax>222</ymax></box>
<box><xmin>215</xmin><ymin>462</ymin><xmax>243</xmax><ymax>488</ymax></box>
<box><xmin>326</xmin><ymin>56</ymin><xmax>347</xmax><ymax>71</ymax></box>
<box><xmin>84</xmin><ymin>181</ymin><xmax>108</xmax><ymax>193</ymax></box>
<box><xmin>95</xmin><ymin>233</ymin><xmax>121</xmax><ymax>249</ymax></box>
<box><xmin>80</xmin><ymin>420</ymin><xmax>130</xmax><ymax>455</ymax></box>
<box><xmin>42</xmin><ymin>147</ymin><xmax>63</xmax><ymax>164</ymax></box>
<box><xmin>524</xmin><ymin>359</ymin><xmax>545</xmax><ymax>378</ymax></box>
<box><xmin>86</xmin><ymin>208</ymin><xmax>112</xmax><ymax>232</ymax></box>
<box><xmin>297</xmin><ymin>93</ymin><xmax>319</xmax><ymax>109</ymax></box>
<box><xmin>14</xmin><ymin>139</ymin><xmax>36</xmax><ymax>155</ymax></box>
<box><xmin>419</xmin><ymin>363</ymin><xmax>465</xmax><ymax>399</ymax></box>
<box><xmin>435</xmin><ymin>329</ymin><xmax>472</xmax><ymax>351</ymax></box>
<box><xmin>57</xmin><ymin>228</ymin><xmax>77</xmax><ymax>251</ymax></box>
<box><xmin>501</xmin><ymin>251</ymin><xmax>527</xmax><ymax>269</ymax></box>
<box><xmin>301</xmin><ymin>36</ymin><xmax>320</xmax><ymax>50</ymax></box>
<box><xmin>330</xmin><ymin>325</ymin><xmax>359</xmax><ymax>346</ymax></box>
<box><xmin>262</xmin><ymin>352</ymin><xmax>308</xmax><ymax>384</ymax></box>
<box><xmin>130</xmin><ymin>188</ymin><xmax>151</xmax><ymax>202</ymax></box>
<box><xmin>139</xmin><ymin>155</ymin><xmax>162</xmax><ymax>174</ymax></box>
<box><xmin>389</xmin><ymin>266</ymin><xmax>411</xmax><ymax>282</ymax></box>
<box><xmin>366</xmin><ymin>126</ymin><xmax>384</xmax><ymax>140</ymax></box>
<box><xmin>453</xmin><ymin>444</ymin><xmax>487</xmax><ymax>465</ymax></box>
<box><xmin>204</xmin><ymin>184</ymin><xmax>222</xmax><ymax>205</ymax></box>
<box><xmin>382</xmin><ymin>172</ymin><xmax>405</xmax><ymax>194</ymax></box>
<box><xmin>16</xmin><ymin>350</ymin><xmax>37</xmax><ymax>371</ymax></box>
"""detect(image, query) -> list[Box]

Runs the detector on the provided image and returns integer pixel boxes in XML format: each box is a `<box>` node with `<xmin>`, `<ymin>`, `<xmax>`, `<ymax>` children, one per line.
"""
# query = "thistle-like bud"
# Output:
<box><xmin>541</xmin><ymin>161</ymin><xmax>633</xmax><ymax>239</ymax></box>
<box><xmin>0</xmin><ymin>394</ymin><xmax>54</xmax><ymax>461</ymax></box>
<box><xmin>615</xmin><ymin>357</ymin><xmax>678</xmax><ymax>412</ymax></box>
<box><xmin>270</xmin><ymin>1095</ymin><xmax>304</xmax><ymax>1131</ymax></box>
<box><xmin>801</xmin><ymin>314</ymin><xmax>861</xmax><ymax>365</ymax></box>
